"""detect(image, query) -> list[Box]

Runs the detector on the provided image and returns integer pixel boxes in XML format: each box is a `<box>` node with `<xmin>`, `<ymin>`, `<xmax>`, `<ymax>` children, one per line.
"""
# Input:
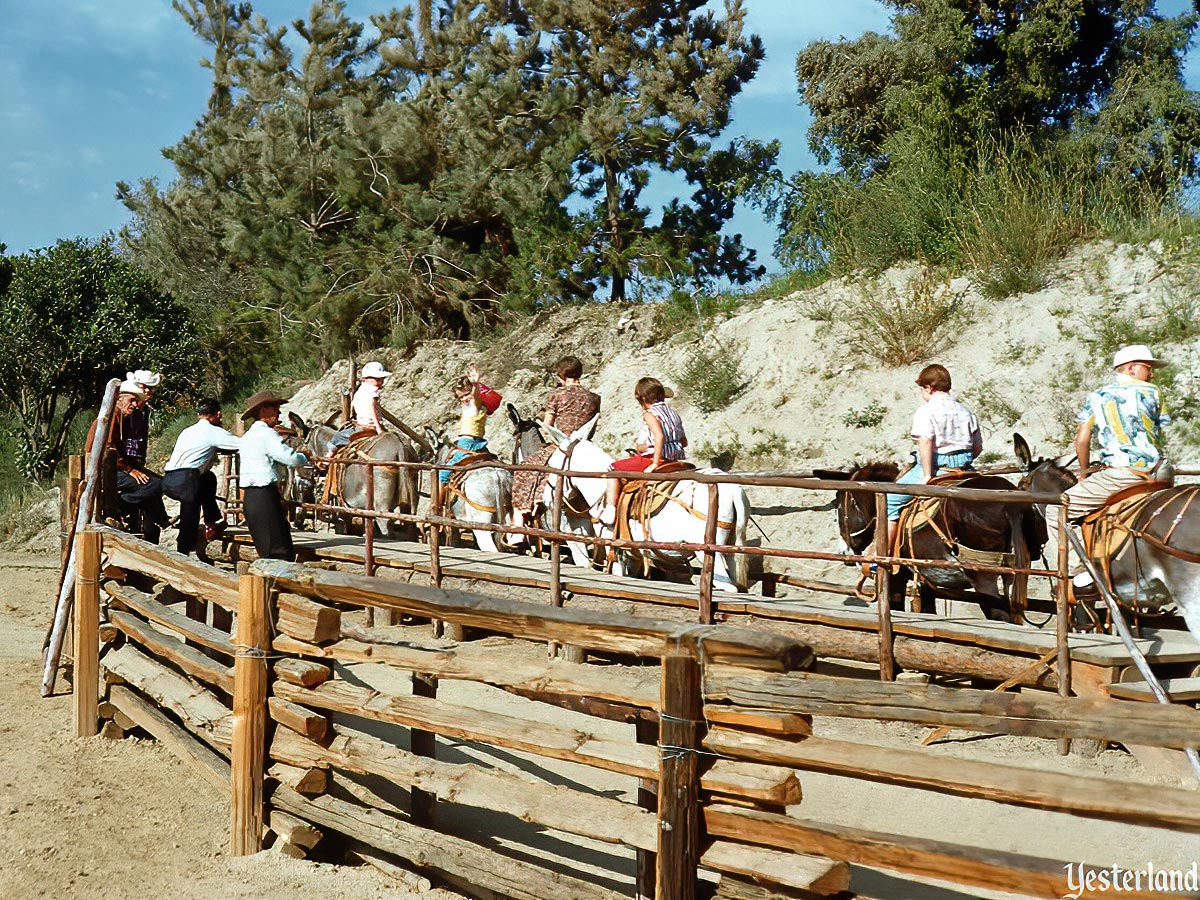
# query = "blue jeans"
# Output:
<box><xmin>439</xmin><ymin>436</ymin><xmax>489</xmax><ymax>484</ymax></box>
<box><xmin>886</xmin><ymin>450</ymin><xmax>974</xmax><ymax>521</ymax></box>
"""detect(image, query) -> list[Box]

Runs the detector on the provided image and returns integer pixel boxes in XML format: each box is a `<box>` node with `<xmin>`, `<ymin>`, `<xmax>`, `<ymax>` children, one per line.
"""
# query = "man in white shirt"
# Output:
<box><xmin>163</xmin><ymin>398</ymin><xmax>241</xmax><ymax>557</ymax></box>
<box><xmin>239</xmin><ymin>391</ymin><xmax>309</xmax><ymax>561</ymax></box>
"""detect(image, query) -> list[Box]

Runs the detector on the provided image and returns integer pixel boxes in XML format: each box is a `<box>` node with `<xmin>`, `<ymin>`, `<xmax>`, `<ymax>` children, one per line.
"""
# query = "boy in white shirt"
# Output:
<box><xmin>887</xmin><ymin>364</ymin><xmax>983</xmax><ymax>548</ymax></box>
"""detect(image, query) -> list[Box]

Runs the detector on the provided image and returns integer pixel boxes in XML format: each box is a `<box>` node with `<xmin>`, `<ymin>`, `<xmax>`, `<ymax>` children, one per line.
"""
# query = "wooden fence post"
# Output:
<box><xmin>72</xmin><ymin>529</ymin><xmax>101</xmax><ymax>738</ymax></box>
<box><xmin>697</xmin><ymin>483</ymin><xmax>719</xmax><ymax>625</ymax></box>
<box><xmin>873</xmin><ymin>493</ymin><xmax>896</xmax><ymax>682</ymax></box>
<box><xmin>231</xmin><ymin>572</ymin><xmax>270</xmax><ymax>855</ymax></box>
<box><xmin>656</xmin><ymin>637</ymin><xmax>703</xmax><ymax>900</ymax></box>
<box><xmin>1056</xmin><ymin>501</ymin><xmax>1072</xmax><ymax>756</ymax></box>
<box><xmin>410</xmin><ymin>672</ymin><xmax>437</xmax><ymax>827</ymax></box>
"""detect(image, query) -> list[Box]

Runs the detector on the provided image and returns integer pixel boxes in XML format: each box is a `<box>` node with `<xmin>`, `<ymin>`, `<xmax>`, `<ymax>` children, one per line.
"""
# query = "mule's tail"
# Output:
<box><xmin>1007</xmin><ymin>505</ymin><xmax>1029</xmax><ymax>619</ymax></box>
<box><xmin>731</xmin><ymin>486</ymin><xmax>749</xmax><ymax>593</ymax></box>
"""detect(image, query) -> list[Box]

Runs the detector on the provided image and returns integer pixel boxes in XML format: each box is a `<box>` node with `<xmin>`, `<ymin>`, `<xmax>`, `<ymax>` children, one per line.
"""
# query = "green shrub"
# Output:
<box><xmin>846</xmin><ymin>268</ymin><xmax>966</xmax><ymax>366</ymax></box>
<box><xmin>842</xmin><ymin>401</ymin><xmax>887</xmax><ymax>429</ymax></box>
<box><xmin>672</xmin><ymin>338</ymin><xmax>748</xmax><ymax>413</ymax></box>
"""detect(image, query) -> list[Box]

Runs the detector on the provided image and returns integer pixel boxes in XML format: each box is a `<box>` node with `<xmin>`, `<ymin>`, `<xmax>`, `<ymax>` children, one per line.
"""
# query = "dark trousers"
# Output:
<box><xmin>242</xmin><ymin>484</ymin><xmax>294</xmax><ymax>561</ymax></box>
<box><xmin>116</xmin><ymin>469</ymin><xmax>167</xmax><ymax>545</ymax></box>
<box><xmin>163</xmin><ymin>469</ymin><xmax>222</xmax><ymax>555</ymax></box>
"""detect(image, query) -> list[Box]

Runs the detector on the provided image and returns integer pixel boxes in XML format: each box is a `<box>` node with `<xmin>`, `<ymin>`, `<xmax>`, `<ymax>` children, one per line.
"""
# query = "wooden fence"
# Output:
<box><xmin>74</xmin><ymin>524</ymin><xmax>1200</xmax><ymax>899</ymax></box>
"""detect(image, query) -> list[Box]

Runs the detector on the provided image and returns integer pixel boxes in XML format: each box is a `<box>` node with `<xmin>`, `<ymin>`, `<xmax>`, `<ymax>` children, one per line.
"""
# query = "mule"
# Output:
<box><xmin>508</xmin><ymin>403</ymin><xmax>597</xmax><ymax>567</ymax></box>
<box><xmin>536</xmin><ymin>419</ymin><xmax>750</xmax><ymax>592</ymax></box>
<box><xmin>826</xmin><ymin>461</ymin><xmax>1043</xmax><ymax>621</ymax></box>
<box><xmin>289</xmin><ymin>413</ymin><xmax>421</xmax><ymax>539</ymax></box>
<box><xmin>425</xmin><ymin>427</ymin><xmax>513</xmax><ymax>553</ymax></box>
<box><xmin>1015</xmin><ymin>433</ymin><xmax>1200</xmax><ymax>639</ymax></box>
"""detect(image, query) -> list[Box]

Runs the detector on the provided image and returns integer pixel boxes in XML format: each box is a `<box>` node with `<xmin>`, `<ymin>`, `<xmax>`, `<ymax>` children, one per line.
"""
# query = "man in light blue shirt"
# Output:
<box><xmin>239</xmin><ymin>391</ymin><xmax>308</xmax><ymax>560</ymax></box>
<box><xmin>163</xmin><ymin>398</ymin><xmax>241</xmax><ymax>557</ymax></box>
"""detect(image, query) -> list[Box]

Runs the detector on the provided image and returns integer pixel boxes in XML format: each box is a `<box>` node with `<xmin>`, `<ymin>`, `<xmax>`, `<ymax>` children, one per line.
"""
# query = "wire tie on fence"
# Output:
<box><xmin>232</xmin><ymin>644</ymin><xmax>271</xmax><ymax>659</ymax></box>
<box><xmin>658</xmin><ymin>744</ymin><xmax>722</xmax><ymax>761</ymax></box>
<box><xmin>659</xmin><ymin>712</ymin><xmax>704</xmax><ymax>724</ymax></box>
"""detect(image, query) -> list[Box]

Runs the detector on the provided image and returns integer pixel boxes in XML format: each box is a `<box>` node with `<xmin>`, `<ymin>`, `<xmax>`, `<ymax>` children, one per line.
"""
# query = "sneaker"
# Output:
<box><xmin>598</xmin><ymin>505</ymin><xmax>616</xmax><ymax>527</ymax></box>
<box><xmin>1072</xmin><ymin>571</ymin><xmax>1095</xmax><ymax>588</ymax></box>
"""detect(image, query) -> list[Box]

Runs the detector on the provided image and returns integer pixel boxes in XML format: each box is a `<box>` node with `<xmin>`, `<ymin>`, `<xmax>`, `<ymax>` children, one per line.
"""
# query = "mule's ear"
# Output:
<box><xmin>288</xmin><ymin>411</ymin><xmax>309</xmax><ymax>436</ymax></box>
<box><xmin>423</xmin><ymin>425</ymin><xmax>441</xmax><ymax>447</ymax></box>
<box><xmin>1013</xmin><ymin>433</ymin><xmax>1032</xmax><ymax>470</ymax></box>
<box><xmin>813</xmin><ymin>468</ymin><xmax>852</xmax><ymax>481</ymax></box>
<box><xmin>569</xmin><ymin>414</ymin><xmax>599</xmax><ymax>444</ymax></box>
<box><xmin>506</xmin><ymin>402</ymin><xmax>521</xmax><ymax>428</ymax></box>
<box><xmin>541</xmin><ymin>421</ymin><xmax>571</xmax><ymax>447</ymax></box>
<box><xmin>323</xmin><ymin>411</ymin><xmax>340</xmax><ymax>427</ymax></box>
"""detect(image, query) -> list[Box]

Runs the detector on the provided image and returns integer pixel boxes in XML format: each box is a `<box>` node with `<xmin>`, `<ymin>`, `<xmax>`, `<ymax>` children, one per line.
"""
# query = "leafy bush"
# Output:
<box><xmin>672</xmin><ymin>338</ymin><xmax>748</xmax><ymax>413</ymax></box>
<box><xmin>842</xmin><ymin>401</ymin><xmax>887</xmax><ymax>429</ymax></box>
<box><xmin>845</xmin><ymin>268</ymin><xmax>966</xmax><ymax>366</ymax></box>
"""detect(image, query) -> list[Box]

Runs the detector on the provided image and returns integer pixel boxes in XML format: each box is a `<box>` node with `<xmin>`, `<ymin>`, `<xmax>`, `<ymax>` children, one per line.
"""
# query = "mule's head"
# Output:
<box><xmin>507</xmin><ymin>402</ymin><xmax>545</xmax><ymax>464</ymax></box>
<box><xmin>817</xmin><ymin>463</ymin><xmax>898</xmax><ymax>554</ymax></box>
<box><xmin>1013</xmin><ymin>432</ymin><xmax>1076</xmax><ymax>496</ymax></box>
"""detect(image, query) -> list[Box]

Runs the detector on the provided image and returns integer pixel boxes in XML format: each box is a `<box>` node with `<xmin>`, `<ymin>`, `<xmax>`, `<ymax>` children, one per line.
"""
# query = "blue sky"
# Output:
<box><xmin>1</xmin><ymin>1</ymin><xmax>1196</xmax><ymax>273</ymax></box>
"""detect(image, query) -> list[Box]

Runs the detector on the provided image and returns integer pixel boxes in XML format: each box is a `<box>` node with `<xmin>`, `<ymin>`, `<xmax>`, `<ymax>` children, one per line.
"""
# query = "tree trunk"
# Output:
<box><xmin>604</xmin><ymin>156</ymin><xmax>626</xmax><ymax>302</ymax></box>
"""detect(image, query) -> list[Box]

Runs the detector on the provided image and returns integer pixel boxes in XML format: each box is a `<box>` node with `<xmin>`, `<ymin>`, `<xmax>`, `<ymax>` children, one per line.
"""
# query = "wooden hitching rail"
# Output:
<box><xmin>71</xmin><ymin>526</ymin><xmax>1199</xmax><ymax>899</ymax></box>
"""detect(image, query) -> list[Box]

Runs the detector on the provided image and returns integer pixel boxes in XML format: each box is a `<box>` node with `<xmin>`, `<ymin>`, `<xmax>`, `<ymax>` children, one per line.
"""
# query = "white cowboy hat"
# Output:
<box><xmin>128</xmin><ymin>369</ymin><xmax>163</xmax><ymax>387</ymax></box>
<box><xmin>118</xmin><ymin>380</ymin><xmax>146</xmax><ymax>398</ymax></box>
<box><xmin>1112</xmin><ymin>345</ymin><xmax>1166</xmax><ymax>369</ymax></box>
<box><xmin>361</xmin><ymin>361</ymin><xmax>392</xmax><ymax>379</ymax></box>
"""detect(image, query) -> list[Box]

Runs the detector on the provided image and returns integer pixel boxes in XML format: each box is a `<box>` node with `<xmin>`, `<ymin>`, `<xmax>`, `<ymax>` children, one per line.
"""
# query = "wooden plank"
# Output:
<box><xmin>269</xmin><ymin>696</ymin><xmax>329</xmax><ymax>742</ymax></box>
<box><xmin>73</xmin><ymin>529</ymin><xmax>101</xmax><ymax>737</ymax></box>
<box><xmin>273</xmin><ymin>658</ymin><xmax>332</xmax><ymax>687</ymax></box>
<box><xmin>704</xmin><ymin>804</ymin><xmax>1167</xmax><ymax>900</ymax></box>
<box><xmin>704</xmin><ymin>666</ymin><xmax>1200</xmax><ymax>750</ymax></box>
<box><xmin>269</xmin><ymin>723</ymin><xmax>658</xmax><ymax>851</ymax></box>
<box><xmin>703</xmin><ymin>706</ymin><xmax>812</xmax><ymax>738</ymax></box>
<box><xmin>701</xmin><ymin>842</ymin><xmax>849</xmax><ymax>895</ymax></box>
<box><xmin>734</xmin><ymin>597</ymin><xmax>1200</xmax><ymax>667</ymax></box>
<box><xmin>268</xmin><ymin>809</ymin><xmax>322</xmax><ymax>850</ymax></box>
<box><xmin>272</xmin><ymin>631</ymin><xmax>659</xmax><ymax>710</ymax></box>
<box><xmin>230</xmin><ymin>573</ymin><xmax>269</xmax><ymax>855</ymax></box>
<box><xmin>271</xmin><ymin>784</ymin><xmax>627</xmax><ymax>900</ymax></box>
<box><xmin>251</xmin><ymin>559</ymin><xmax>812</xmax><ymax>671</ymax></box>
<box><xmin>723</xmin><ymin>613</ymin><xmax>1062</xmax><ymax>690</ymax></box>
<box><xmin>704</xmin><ymin>729</ymin><xmax>1200</xmax><ymax>833</ymax></box>
<box><xmin>272</xmin><ymin>677</ymin><xmax>787</xmax><ymax>801</ymax></box>
<box><xmin>108</xmin><ymin>684</ymin><xmax>230</xmax><ymax>793</ymax></box>
<box><xmin>277</xmin><ymin>591</ymin><xmax>341</xmax><ymax>644</ymax></box>
<box><xmin>269</xmin><ymin>762</ymin><xmax>329</xmax><ymax>796</ymax></box>
<box><xmin>1109</xmin><ymin>676</ymin><xmax>1200</xmax><ymax>703</ymax></box>
<box><xmin>712</xmin><ymin>872</ymin><xmax>844</xmax><ymax>900</ymax></box>
<box><xmin>104</xmin><ymin>580</ymin><xmax>236</xmax><ymax>656</ymax></box>
<box><xmin>108</xmin><ymin>609</ymin><xmax>234</xmax><ymax>693</ymax></box>
<box><xmin>102</xmin><ymin>527</ymin><xmax>240</xmax><ymax>611</ymax></box>
<box><xmin>102</xmin><ymin>644</ymin><xmax>231</xmax><ymax>739</ymax></box>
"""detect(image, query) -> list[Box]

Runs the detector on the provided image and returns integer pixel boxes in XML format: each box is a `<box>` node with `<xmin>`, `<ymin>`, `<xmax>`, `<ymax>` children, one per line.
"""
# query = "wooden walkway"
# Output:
<box><xmin>226</xmin><ymin>529</ymin><xmax>1200</xmax><ymax>677</ymax></box>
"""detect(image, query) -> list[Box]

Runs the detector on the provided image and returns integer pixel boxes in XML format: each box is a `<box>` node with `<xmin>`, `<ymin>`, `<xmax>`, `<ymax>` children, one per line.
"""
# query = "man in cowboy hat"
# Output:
<box><xmin>163</xmin><ymin>398</ymin><xmax>240</xmax><ymax>558</ymax></box>
<box><xmin>1052</xmin><ymin>343</ymin><xmax>1173</xmax><ymax>591</ymax></box>
<box><xmin>85</xmin><ymin>380</ymin><xmax>169</xmax><ymax>543</ymax></box>
<box><xmin>121</xmin><ymin>369</ymin><xmax>163</xmax><ymax>467</ymax></box>
<box><xmin>239</xmin><ymin>390</ymin><xmax>308</xmax><ymax>560</ymax></box>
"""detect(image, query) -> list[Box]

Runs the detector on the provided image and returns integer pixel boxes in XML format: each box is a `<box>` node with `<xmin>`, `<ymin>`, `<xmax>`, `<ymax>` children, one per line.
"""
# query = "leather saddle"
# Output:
<box><xmin>1080</xmin><ymin>480</ymin><xmax>1172</xmax><ymax>563</ymax></box>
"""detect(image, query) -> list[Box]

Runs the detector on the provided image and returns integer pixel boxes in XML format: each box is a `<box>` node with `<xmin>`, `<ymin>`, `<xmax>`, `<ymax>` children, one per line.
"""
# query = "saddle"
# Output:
<box><xmin>895</xmin><ymin>470</ymin><xmax>1016</xmax><ymax>575</ymax></box>
<box><xmin>444</xmin><ymin>451</ymin><xmax>500</xmax><ymax>514</ymax></box>
<box><xmin>1079</xmin><ymin>481</ymin><xmax>1171</xmax><ymax>563</ymax></box>
<box><xmin>322</xmin><ymin>434</ymin><xmax>390</xmax><ymax>506</ymax></box>
<box><xmin>607</xmin><ymin>462</ymin><xmax>721</xmax><ymax>577</ymax></box>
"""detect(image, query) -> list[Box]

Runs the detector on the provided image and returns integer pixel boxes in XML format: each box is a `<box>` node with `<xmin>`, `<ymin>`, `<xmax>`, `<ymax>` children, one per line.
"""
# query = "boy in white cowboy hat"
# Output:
<box><xmin>239</xmin><ymin>391</ymin><xmax>309</xmax><ymax>560</ymax></box>
<box><xmin>1051</xmin><ymin>344</ymin><xmax>1172</xmax><ymax>591</ymax></box>
<box><xmin>330</xmin><ymin>361</ymin><xmax>392</xmax><ymax>450</ymax></box>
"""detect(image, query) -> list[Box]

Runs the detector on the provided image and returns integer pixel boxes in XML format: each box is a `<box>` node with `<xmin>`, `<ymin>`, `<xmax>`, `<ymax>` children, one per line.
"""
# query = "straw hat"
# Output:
<box><xmin>118</xmin><ymin>380</ymin><xmax>146</xmax><ymax>398</ymax></box>
<box><xmin>242</xmin><ymin>390</ymin><xmax>288</xmax><ymax>419</ymax></box>
<box><xmin>1111</xmin><ymin>345</ymin><xmax>1166</xmax><ymax>370</ymax></box>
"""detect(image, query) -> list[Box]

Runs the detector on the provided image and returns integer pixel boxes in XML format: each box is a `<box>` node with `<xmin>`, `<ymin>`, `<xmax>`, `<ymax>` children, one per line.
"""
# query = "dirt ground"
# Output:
<box><xmin>6</xmin><ymin>548</ymin><xmax>1200</xmax><ymax>900</ymax></box>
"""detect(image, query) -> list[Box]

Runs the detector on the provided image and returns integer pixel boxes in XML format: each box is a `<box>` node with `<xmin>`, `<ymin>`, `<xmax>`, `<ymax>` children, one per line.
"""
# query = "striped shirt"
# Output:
<box><xmin>637</xmin><ymin>402</ymin><xmax>687</xmax><ymax>461</ymax></box>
